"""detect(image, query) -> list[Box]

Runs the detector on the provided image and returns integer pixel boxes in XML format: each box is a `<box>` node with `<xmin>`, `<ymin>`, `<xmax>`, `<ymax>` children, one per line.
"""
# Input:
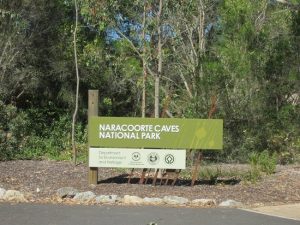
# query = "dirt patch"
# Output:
<box><xmin>0</xmin><ymin>160</ymin><xmax>299</xmax><ymax>206</ymax></box>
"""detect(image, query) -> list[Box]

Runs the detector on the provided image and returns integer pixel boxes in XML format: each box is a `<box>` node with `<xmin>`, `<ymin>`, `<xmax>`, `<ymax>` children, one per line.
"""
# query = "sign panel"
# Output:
<box><xmin>89</xmin><ymin>148</ymin><xmax>186</xmax><ymax>169</ymax></box>
<box><xmin>89</xmin><ymin>117</ymin><xmax>223</xmax><ymax>149</ymax></box>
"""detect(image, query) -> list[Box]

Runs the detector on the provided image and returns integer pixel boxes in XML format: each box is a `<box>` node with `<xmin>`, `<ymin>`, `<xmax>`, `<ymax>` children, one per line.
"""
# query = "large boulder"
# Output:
<box><xmin>73</xmin><ymin>191</ymin><xmax>96</xmax><ymax>202</ymax></box>
<box><xmin>56</xmin><ymin>187</ymin><xmax>79</xmax><ymax>198</ymax></box>
<box><xmin>0</xmin><ymin>188</ymin><xmax>6</xmax><ymax>199</ymax></box>
<box><xmin>122</xmin><ymin>195</ymin><xmax>144</xmax><ymax>204</ymax></box>
<box><xmin>3</xmin><ymin>190</ymin><xmax>26</xmax><ymax>202</ymax></box>
<box><xmin>95</xmin><ymin>195</ymin><xmax>120</xmax><ymax>204</ymax></box>
<box><xmin>190</xmin><ymin>199</ymin><xmax>217</xmax><ymax>207</ymax></box>
<box><xmin>163</xmin><ymin>196</ymin><xmax>189</xmax><ymax>205</ymax></box>
<box><xmin>143</xmin><ymin>197</ymin><xmax>164</xmax><ymax>205</ymax></box>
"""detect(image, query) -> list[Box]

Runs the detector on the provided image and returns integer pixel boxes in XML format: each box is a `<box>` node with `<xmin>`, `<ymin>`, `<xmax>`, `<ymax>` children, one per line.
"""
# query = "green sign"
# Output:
<box><xmin>89</xmin><ymin>117</ymin><xmax>223</xmax><ymax>149</ymax></box>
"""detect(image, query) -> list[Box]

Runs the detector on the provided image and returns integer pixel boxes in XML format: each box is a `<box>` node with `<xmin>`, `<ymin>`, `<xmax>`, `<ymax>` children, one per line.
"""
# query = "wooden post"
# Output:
<box><xmin>139</xmin><ymin>168</ymin><xmax>148</xmax><ymax>184</ymax></box>
<box><xmin>191</xmin><ymin>151</ymin><xmax>202</xmax><ymax>186</ymax></box>
<box><xmin>88</xmin><ymin>90</ymin><xmax>98</xmax><ymax>185</ymax></box>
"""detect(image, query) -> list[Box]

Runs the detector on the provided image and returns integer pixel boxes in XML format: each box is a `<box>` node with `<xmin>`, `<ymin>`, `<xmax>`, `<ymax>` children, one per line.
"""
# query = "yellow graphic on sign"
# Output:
<box><xmin>196</xmin><ymin>127</ymin><xmax>207</xmax><ymax>139</ymax></box>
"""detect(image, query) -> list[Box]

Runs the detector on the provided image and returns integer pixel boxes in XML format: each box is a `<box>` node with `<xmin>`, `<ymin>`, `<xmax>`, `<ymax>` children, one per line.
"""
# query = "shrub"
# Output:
<box><xmin>257</xmin><ymin>150</ymin><xmax>277</xmax><ymax>175</ymax></box>
<box><xmin>246</xmin><ymin>150</ymin><xmax>277</xmax><ymax>182</ymax></box>
<box><xmin>20</xmin><ymin>114</ymin><xmax>87</xmax><ymax>161</ymax></box>
<box><xmin>0</xmin><ymin>102</ymin><xmax>87</xmax><ymax>161</ymax></box>
<box><xmin>0</xmin><ymin>101</ymin><xmax>29</xmax><ymax>160</ymax></box>
<box><xmin>199</xmin><ymin>167</ymin><xmax>222</xmax><ymax>183</ymax></box>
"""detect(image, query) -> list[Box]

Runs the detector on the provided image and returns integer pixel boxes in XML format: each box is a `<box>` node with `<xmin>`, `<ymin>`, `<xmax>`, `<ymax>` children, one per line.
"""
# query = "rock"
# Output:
<box><xmin>190</xmin><ymin>199</ymin><xmax>216</xmax><ymax>207</ymax></box>
<box><xmin>56</xmin><ymin>187</ymin><xmax>78</xmax><ymax>198</ymax></box>
<box><xmin>143</xmin><ymin>197</ymin><xmax>164</xmax><ymax>205</ymax></box>
<box><xmin>73</xmin><ymin>191</ymin><xmax>96</xmax><ymax>202</ymax></box>
<box><xmin>163</xmin><ymin>196</ymin><xmax>189</xmax><ymax>205</ymax></box>
<box><xmin>0</xmin><ymin>188</ymin><xmax>6</xmax><ymax>199</ymax></box>
<box><xmin>23</xmin><ymin>192</ymin><xmax>34</xmax><ymax>199</ymax></box>
<box><xmin>89</xmin><ymin>184</ymin><xmax>96</xmax><ymax>190</ymax></box>
<box><xmin>3</xmin><ymin>190</ymin><xmax>26</xmax><ymax>202</ymax></box>
<box><xmin>219</xmin><ymin>199</ymin><xmax>243</xmax><ymax>207</ymax></box>
<box><xmin>95</xmin><ymin>195</ymin><xmax>120</xmax><ymax>204</ymax></box>
<box><xmin>122</xmin><ymin>195</ymin><xmax>144</xmax><ymax>204</ymax></box>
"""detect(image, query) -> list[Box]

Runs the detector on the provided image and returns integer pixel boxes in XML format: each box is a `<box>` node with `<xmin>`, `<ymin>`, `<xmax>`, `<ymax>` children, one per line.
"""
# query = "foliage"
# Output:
<box><xmin>242</xmin><ymin>167</ymin><xmax>262</xmax><ymax>184</ymax></box>
<box><xmin>0</xmin><ymin>102</ymin><xmax>87</xmax><ymax>161</ymax></box>
<box><xmin>199</xmin><ymin>167</ymin><xmax>222</xmax><ymax>184</ymax></box>
<box><xmin>0</xmin><ymin>101</ymin><xmax>28</xmax><ymax>160</ymax></box>
<box><xmin>20</xmin><ymin>113</ymin><xmax>87</xmax><ymax>161</ymax></box>
<box><xmin>246</xmin><ymin>150</ymin><xmax>277</xmax><ymax>182</ymax></box>
<box><xmin>0</xmin><ymin>0</ymin><xmax>299</xmax><ymax>162</ymax></box>
<box><xmin>257</xmin><ymin>150</ymin><xmax>277</xmax><ymax>175</ymax></box>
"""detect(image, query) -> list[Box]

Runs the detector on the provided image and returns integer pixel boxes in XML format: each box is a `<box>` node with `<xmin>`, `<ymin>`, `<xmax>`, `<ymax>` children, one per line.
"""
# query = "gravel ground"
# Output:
<box><xmin>0</xmin><ymin>160</ymin><xmax>299</xmax><ymax>206</ymax></box>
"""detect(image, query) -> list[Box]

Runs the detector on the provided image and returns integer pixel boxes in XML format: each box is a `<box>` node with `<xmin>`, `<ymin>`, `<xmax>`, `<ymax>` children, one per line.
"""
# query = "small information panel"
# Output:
<box><xmin>89</xmin><ymin>148</ymin><xmax>186</xmax><ymax>169</ymax></box>
<box><xmin>89</xmin><ymin>117</ymin><xmax>223</xmax><ymax>149</ymax></box>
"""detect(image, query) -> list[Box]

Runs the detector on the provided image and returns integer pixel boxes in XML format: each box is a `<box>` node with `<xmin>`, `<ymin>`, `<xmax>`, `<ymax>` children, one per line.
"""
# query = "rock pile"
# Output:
<box><xmin>0</xmin><ymin>186</ymin><xmax>244</xmax><ymax>208</ymax></box>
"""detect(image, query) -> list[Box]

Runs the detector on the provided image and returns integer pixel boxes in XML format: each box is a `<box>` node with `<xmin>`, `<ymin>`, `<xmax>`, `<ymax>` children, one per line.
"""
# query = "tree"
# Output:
<box><xmin>0</xmin><ymin>1</ymin><xmax>29</xmax><ymax>104</ymax></box>
<box><xmin>72</xmin><ymin>0</ymin><xmax>80</xmax><ymax>165</ymax></box>
<box><xmin>163</xmin><ymin>0</ymin><xmax>219</xmax><ymax>117</ymax></box>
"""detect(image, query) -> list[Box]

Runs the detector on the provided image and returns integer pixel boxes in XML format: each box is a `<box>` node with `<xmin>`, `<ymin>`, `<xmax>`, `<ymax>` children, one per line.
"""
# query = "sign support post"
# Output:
<box><xmin>88</xmin><ymin>90</ymin><xmax>98</xmax><ymax>185</ymax></box>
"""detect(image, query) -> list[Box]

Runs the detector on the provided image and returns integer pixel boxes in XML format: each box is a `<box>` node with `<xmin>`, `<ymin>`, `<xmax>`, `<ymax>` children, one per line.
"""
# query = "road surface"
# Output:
<box><xmin>0</xmin><ymin>203</ymin><xmax>299</xmax><ymax>225</ymax></box>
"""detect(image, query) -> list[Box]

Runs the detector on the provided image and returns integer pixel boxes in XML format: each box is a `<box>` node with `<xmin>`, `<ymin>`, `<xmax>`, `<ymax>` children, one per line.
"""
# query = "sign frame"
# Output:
<box><xmin>87</xmin><ymin>90</ymin><xmax>224</xmax><ymax>185</ymax></box>
<box><xmin>89</xmin><ymin>116</ymin><xmax>223</xmax><ymax>150</ymax></box>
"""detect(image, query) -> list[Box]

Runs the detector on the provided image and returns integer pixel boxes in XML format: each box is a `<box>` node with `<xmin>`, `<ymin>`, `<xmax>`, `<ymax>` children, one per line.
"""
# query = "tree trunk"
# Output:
<box><xmin>72</xmin><ymin>0</ymin><xmax>79</xmax><ymax>165</ymax></box>
<box><xmin>197</xmin><ymin>0</ymin><xmax>205</xmax><ymax>79</ymax></box>
<box><xmin>155</xmin><ymin>0</ymin><xmax>163</xmax><ymax>118</ymax></box>
<box><xmin>155</xmin><ymin>0</ymin><xmax>163</xmax><ymax>179</ymax></box>
<box><xmin>142</xmin><ymin>0</ymin><xmax>147</xmax><ymax>118</ymax></box>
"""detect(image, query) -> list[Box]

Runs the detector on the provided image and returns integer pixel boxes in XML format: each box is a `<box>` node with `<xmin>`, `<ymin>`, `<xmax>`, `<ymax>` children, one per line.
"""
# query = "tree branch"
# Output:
<box><xmin>115</xmin><ymin>28</ymin><xmax>157</xmax><ymax>77</ymax></box>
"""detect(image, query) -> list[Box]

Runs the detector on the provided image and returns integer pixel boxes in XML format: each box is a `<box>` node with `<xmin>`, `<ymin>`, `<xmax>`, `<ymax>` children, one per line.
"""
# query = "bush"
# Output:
<box><xmin>246</xmin><ymin>150</ymin><xmax>277</xmax><ymax>182</ymax></box>
<box><xmin>243</xmin><ymin>168</ymin><xmax>262</xmax><ymax>183</ymax></box>
<box><xmin>257</xmin><ymin>150</ymin><xmax>277</xmax><ymax>175</ymax></box>
<box><xmin>20</xmin><ymin>114</ymin><xmax>87</xmax><ymax>161</ymax></box>
<box><xmin>199</xmin><ymin>167</ymin><xmax>222</xmax><ymax>184</ymax></box>
<box><xmin>0</xmin><ymin>101</ymin><xmax>29</xmax><ymax>160</ymax></box>
<box><xmin>0</xmin><ymin>102</ymin><xmax>87</xmax><ymax>161</ymax></box>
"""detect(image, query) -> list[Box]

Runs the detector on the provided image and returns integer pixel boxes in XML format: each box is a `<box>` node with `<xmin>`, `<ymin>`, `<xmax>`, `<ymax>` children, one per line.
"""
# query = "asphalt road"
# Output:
<box><xmin>0</xmin><ymin>203</ymin><xmax>299</xmax><ymax>225</ymax></box>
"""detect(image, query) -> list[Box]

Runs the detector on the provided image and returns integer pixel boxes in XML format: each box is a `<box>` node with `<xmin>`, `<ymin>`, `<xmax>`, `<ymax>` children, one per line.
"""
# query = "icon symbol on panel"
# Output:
<box><xmin>147</xmin><ymin>152</ymin><xmax>159</xmax><ymax>165</ymax></box>
<box><xmin>165</xmin><ymin>154</ymin><xmax>175</xmax><ymax>164</ymax></box>
<box><xmin>132</xmin><ymin>152</ymin><xmax>141</xmax><ymax>161</ymax></box>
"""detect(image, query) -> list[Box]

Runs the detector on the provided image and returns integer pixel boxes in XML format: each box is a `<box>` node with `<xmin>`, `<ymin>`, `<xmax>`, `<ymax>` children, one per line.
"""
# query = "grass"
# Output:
<box><xmin>30</xmin><ymin>147</ymin><xmax>280</xmax><ymax>185</ymax></box>
<box><xmin>106</xmin><ymin>161</ymin><xmax>276</xmax><ymax>185</ymax></box>
<box><xmin>197</xmin><ymin>165</ymin><xmax>248</xmax><ymax>184</ymax></box>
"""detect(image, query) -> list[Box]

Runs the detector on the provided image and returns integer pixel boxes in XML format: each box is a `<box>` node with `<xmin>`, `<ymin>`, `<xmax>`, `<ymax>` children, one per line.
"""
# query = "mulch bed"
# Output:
<box><xmin>0</xmin><ymin>160</ymin><xmax>300</xmax><ymax>206</ymax></box>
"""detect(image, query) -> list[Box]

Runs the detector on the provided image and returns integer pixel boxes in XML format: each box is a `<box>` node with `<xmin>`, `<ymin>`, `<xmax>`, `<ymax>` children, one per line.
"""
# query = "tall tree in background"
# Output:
<box><xmin>155</xmin><ymin>0</ymin><xmax>163</xmax><ymax>118</ymax></box>
<box><xmin>0</xmin><ymin>1</ymin><xmax>26</xmax><ymax>104</ymax></box>
<box><xmin>213</xmin><ymin>0</ymin><xmax>300</xmax><ymax>159</ymax></box>
<box><xmin>72</xmin><ymin>0</ymin><xmax>80</xmax><ymax>165</ymax></box>
<box><xmin>141</xmin><ymin>0</ymin><xmax>148</xmax><ymax>118</ymax></box>
<box><xmin>164</xmin><ymin>0</ymin><xmax>218</xmax><ymax>117</ymax></box>
<box><xmin>1</xmin><ymin>0</ymin><xmax>298</xmax><ymax>161</ymax></box>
